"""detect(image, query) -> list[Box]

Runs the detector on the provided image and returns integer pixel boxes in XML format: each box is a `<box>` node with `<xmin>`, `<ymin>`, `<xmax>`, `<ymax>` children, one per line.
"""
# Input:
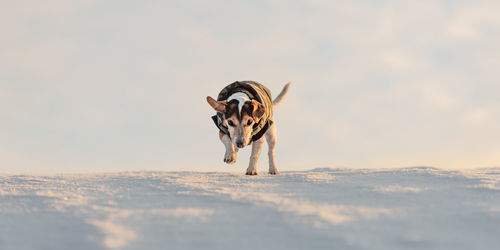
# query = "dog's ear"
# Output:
<box><xmin>251</xmin><ymin>100</ymin><xmax>265</xmax><ymax>119</ymax></box>
<box><xmin>207</xmin><ymin>96</ymin><xmax>227</xmax><ymax>113</ymax></box>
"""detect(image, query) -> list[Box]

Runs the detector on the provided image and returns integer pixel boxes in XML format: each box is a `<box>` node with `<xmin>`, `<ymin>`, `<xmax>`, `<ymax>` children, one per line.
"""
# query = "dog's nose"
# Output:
<box><xmin>236</xmin><ymin>141</ymin><xmax>244</xmax><ymax>148</ymax></box>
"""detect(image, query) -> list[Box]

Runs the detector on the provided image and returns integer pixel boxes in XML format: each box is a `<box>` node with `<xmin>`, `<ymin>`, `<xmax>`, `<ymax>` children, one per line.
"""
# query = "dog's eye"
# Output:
<box><xmin>227</xmin><ymin>120</ymin><xmax>235</xmax><ymax>127</ymax></box>
<box><xmin>247</xmin><ymin>120</ymin><xmax>253</xmax><ymax>126</ymax></box>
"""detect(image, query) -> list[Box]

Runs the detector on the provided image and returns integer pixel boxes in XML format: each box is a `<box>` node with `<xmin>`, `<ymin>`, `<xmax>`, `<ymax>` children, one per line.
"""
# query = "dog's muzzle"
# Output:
<box><xmin>235</xmin><ymin>141</ymin><xmax>245</xmax><ymax>148</ymax></box>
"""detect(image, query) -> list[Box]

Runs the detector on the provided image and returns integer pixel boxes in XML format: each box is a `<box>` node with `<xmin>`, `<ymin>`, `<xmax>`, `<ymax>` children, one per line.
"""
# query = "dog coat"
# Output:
<box><xmin>212</xmin><ymin>81</ymin><xmax>274</xmax><ymax>143</ymax></box>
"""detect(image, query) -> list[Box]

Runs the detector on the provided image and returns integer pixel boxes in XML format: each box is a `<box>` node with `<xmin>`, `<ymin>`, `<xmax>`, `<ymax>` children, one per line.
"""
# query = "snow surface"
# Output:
<box><xmin>1</xmin><ymin>167</ymin><xmax>500</xmax><ymax>250</ymax></box>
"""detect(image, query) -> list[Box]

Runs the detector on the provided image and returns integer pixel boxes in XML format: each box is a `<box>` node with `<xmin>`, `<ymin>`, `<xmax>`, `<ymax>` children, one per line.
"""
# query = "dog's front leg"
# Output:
<box><xmin>246</xmin><ymin>138</ymin><xmax>264</xmax><ymax>175</ymax></box>
<box><xmin>220</xmin><ymin>132</ymin><xmax>237</xmax><ymax>164</ymax></box>
<box><xmin>265</xmin><ymin>124</ymin><xmax>279</xmax><ymax>175</ymax></box>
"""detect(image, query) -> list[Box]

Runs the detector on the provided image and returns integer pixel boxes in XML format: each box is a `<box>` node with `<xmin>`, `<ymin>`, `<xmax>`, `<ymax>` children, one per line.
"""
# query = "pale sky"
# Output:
<box><xmin>1</xmin><ymin>0</ymin><xmax>499</xmax><ymax>173</ymax></box>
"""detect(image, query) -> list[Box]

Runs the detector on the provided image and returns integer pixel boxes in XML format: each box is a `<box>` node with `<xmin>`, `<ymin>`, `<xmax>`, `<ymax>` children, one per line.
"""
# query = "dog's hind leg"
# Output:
<box><xmin>246</xmin><ymin>137</ymin><xmax>264</xmax><ymax>175</ymax></box>
<box><xmin>265</xmin><ymin>124</ymin><xmax>279</xmax><ymax>175</ymax></box>
<box><xmin>220</xmin><ymin>131</ymin><xmax>237</xmax><ymax>164</ymax></box>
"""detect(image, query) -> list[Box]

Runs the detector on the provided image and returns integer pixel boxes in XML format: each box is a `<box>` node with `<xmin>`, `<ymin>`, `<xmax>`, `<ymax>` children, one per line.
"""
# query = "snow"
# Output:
<box><xmin>1</xmin><ymin>167</ymin><xmax>500</xmax><ymax>250</ymax></box>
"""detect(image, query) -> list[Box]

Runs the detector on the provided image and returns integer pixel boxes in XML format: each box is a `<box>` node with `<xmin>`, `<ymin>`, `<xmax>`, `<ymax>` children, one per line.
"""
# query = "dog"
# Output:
<box><xmin>207</xmin><ymin>81</ymin><xmax>290</xmax><ymax>175</ymax></box>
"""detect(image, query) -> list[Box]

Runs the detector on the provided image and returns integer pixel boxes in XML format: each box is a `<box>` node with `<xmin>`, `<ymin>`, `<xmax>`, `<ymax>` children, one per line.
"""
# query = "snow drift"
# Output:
<box><xmin>1</xmin><ymin>167</ymin><xmax>500</xmax><ymax>250</ymax></box>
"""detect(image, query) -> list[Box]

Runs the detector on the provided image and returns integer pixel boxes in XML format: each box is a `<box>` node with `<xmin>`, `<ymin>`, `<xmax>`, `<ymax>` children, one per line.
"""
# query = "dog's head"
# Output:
<box><xmin>207</xmin><ymin>95</ymin><xmax>265</xmax><ymax>148</ymax></box>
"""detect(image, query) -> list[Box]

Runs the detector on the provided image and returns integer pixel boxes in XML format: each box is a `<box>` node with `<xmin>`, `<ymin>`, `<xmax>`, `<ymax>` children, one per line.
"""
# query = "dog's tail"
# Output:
<box><xmin>273</xmin><ymin>82</ymin><xmax>291</xmax><ymax>108</ymax></box>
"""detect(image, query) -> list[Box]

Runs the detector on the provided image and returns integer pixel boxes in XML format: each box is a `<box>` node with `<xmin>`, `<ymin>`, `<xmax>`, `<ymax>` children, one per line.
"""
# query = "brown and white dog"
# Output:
<box><xmin>207</xmin><ymin>81</ymin><xmax>291</xmax><ymax>175</ymax></box>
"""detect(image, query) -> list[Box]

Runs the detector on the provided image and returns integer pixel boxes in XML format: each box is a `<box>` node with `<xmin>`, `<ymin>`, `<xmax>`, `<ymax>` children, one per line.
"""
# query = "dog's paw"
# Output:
<box><xmin>224</xmin><ymin>152</ymin><xmax>237</xmax><ymax>164</ymax></box>
<box><xmin>246</xmin><ymin>168</ymin><xmax>258</xmax><ymax>175</ymax></box>
<box><xmin>269</xmin><ymin>168</ymin><xmax>279</xmax><ymax>175</ymax></box>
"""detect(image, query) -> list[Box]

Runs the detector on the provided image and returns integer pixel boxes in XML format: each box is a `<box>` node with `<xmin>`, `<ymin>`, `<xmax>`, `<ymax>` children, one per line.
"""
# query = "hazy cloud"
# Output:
<box><xmin>1</xmin><ymin>0</ymin><xmax>499</xmax><ymax>172</ymax></box>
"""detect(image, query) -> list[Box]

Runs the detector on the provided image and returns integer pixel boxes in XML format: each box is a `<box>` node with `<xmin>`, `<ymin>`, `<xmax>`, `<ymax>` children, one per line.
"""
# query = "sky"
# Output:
<box><xmin>1</xmin><ymin>0</ymin><xmax>499</xmax><ymax>173</ymax></box>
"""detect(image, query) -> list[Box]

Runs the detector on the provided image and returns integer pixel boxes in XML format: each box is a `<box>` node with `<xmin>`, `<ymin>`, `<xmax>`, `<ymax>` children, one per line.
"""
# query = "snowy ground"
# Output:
<box><xmin>1</xmin><ymin>167</ymin><xmax>500</xmax><ymax>250</ymax></box>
